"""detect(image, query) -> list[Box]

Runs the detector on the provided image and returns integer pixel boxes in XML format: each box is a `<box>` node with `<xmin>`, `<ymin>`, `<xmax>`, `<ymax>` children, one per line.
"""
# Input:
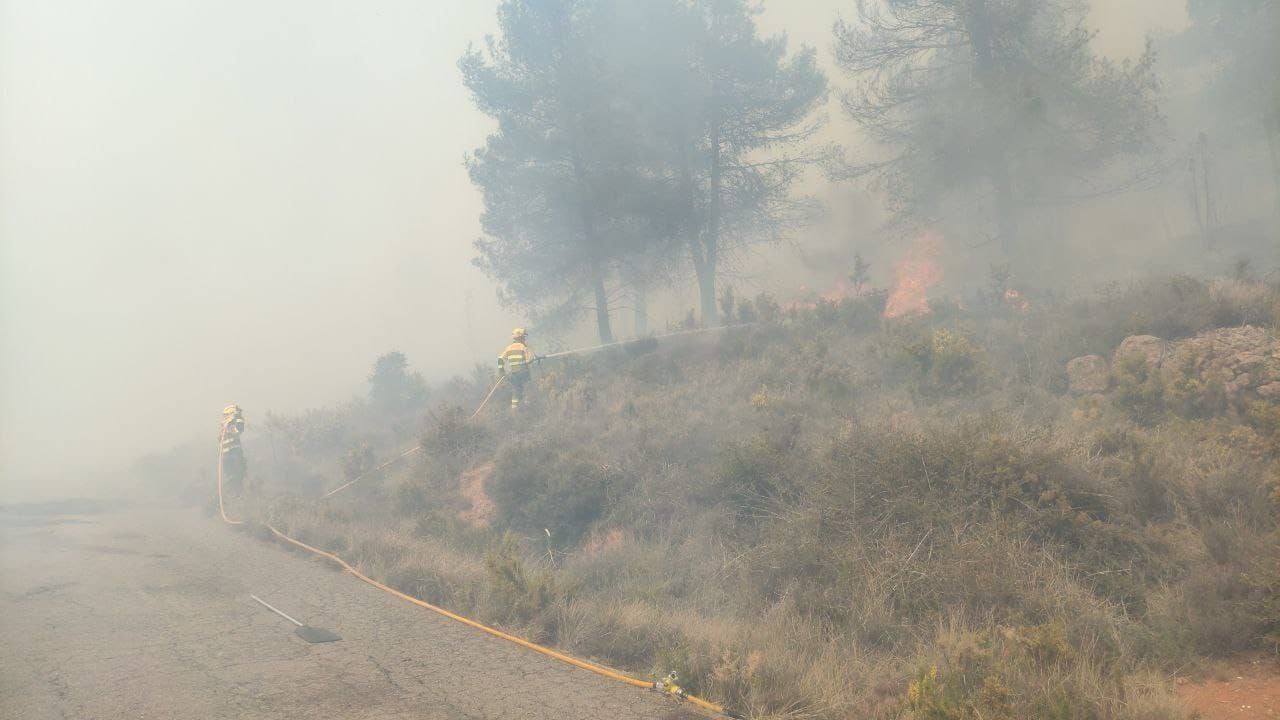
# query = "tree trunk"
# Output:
<box><xmin>592</xmin><ymin>274</ymin><xmax>614</xmax><ymax>345</ymax></box>
<box><xmin>1266</xmin><ymin>116</ymin><xmax>1280</xmax><ymax>215</ymax></box>
<box><xmin>969</xmin><ymin>0</ymin><xmax>1020</xmax><ymax>262</ymax></box>
<box><xmin>991</xmin><ymin>160</ymin><xmax>1020</xmax><ymax>259</ymax></box>
<box><xmin>1200</xmin><ymin>133</ymin><xmax>1218</xmax><ymax>245</ymax></box>
<box><xmin>1188</xmin><ymin>155</ymin><xmax>1204</xmax><ymax>237</ymax></box>
<box><xmin>588</xmin><ymin>257</ymin><xmax>614</xmax><ymax>344</ymax></box>
<box><xmin>696</xmin><ymin>259</ymin><xmax>717</xmax><ymax>329</ymax></box>
<box><xmin>700</xmin><ymin>125</ymin><xmax>723</xmax><ymax>326</ymax></box>
<box><xmin>695</xmin><ymin>241</ymin><xmax>719</xmax><ymax>326</ymax></box>
<box><xmin>633</xmin><ymin>283</ymin><xmax>648</xmax><ymax>337</ymax></box>
<box><xmin>571</xmin><ymin>148</ymin><xmax>613</xmax><ymax>345</ymax></box>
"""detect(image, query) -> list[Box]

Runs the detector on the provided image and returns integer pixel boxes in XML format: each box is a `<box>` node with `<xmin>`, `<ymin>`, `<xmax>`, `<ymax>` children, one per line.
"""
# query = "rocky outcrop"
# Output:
<box><xmin>1072</xmin><ymin>326</ymin><xmax>1280</xmax><ymax>406</ymax></box>
<box><xmin>1113</xmin><ymin>335</ymin><xmax>1166</xmax><ymax>367</ymax></box>
<box><xmin>1067</xmin><ymin>355</ymin><xmax>1109</xmax><ymax>395</ymax></box>
<box><xmin>1167</xmin><ymin>326</ymin><xmax>1280</xmax><ymax>403</ymax></box>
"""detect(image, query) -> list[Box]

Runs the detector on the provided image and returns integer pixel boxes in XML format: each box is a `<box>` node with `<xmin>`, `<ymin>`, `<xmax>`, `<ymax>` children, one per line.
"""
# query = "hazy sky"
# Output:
<box><xmin>0</xmin><ymin>0</ymin><xmax>1184</xmax><ymax>502</ymax></box>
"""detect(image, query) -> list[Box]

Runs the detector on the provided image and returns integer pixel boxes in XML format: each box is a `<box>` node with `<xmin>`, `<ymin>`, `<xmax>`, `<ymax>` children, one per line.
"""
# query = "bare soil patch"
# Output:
<box><xmin>459</xmin><ymin>462</ymin><xmax>496</xmax><ymax>527</ymax></box>
<box><xmin>1180</xmin><ymin>655</ymin><xmax>1280</xmax><ymax>719</ymax></box>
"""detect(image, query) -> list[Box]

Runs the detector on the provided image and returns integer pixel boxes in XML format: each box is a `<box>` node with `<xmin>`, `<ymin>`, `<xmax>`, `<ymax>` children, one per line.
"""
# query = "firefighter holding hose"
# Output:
<box><xmin>220</xmin><ymin>404</ymin><xmax>247</xmax><ymax>492</ymax></box>
<box><xmin>498</xmin><ymin>328</ymin><xmax>536</xmax><ymax>410</ymax></box>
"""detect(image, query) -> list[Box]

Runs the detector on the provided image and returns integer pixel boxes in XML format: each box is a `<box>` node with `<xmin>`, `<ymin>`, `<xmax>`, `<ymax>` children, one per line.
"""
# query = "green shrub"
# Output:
<box><xmin>421</xmin><ymin>404</ymin><xmax>491</xmax><ymax>464</ymax></box>
<box><xmin>704</xmin><ymin>432</ymin><xmax>795</xmax><ymax>520</ymax></box>
<box><xmin>838</xmin><ymin>295</ymin><xmax>884</xmax><ymax>333</ymax></box>
<box><xmin>894</xmin><ymin>327</ymin><xmax>991</xmax><ymax>397</ymax></box>
<box><xmin>342</xmin><ymin>442</ymin><xmax>376</xmax><ymax>481</ymax></box>
<box><xmin>1164</xmin><ymin>345</ymin><xmax>1227</xmax><ymax>418</ymax></box>
<box><xmin>753</xmin><ymin>292</ymin><xmax>782</xmax><ymax>324</ymax></box>
<box><xmin>1122</xmin><ymin>275</ymin><xmax>1215</xmax><ymax>341</ymax></box>
<box><xmin>392</xmin><ymin>478</ymin><xmax>429</xmax><ymax>517</ymax></box>
<box><xmin>1111</xmin><ymin>354</ymin><xmax>1166</xmax><ymax>425</ymax></box>
<box><xmin>487</xmin><ymin>443</ymin><xmax>624</xmax><ymax>546</ymax></box>
<box><xmin>719</xmin><ymin>285</ymin><xmax>736</xmax><ymax>323</ymax></box>
<box><xmin>413</xmin><ymin>507</ymin><xmax>492</xmax><ymax>547</ymax></box>
<box><xmin>483</xmin><ymin>533</ymin><xmax>563</xmax><ymax>637</ymax></box>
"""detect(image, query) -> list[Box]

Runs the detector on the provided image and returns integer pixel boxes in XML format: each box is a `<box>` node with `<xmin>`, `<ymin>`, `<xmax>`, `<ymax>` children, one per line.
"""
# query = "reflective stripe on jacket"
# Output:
<box><xmin>499</xmin><ymin>342</ymin><xmax>533</xmax><ymax>373</ymax></box>
<box><xmin>220</xmin><ymin>417</ymin><xmax>244</xmax><ymax>453</ymax></box>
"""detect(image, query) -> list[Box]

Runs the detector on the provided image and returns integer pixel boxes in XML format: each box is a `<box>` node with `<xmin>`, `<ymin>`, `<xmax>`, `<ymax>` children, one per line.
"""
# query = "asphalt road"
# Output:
<box><xmin>0</xmin><ymin>502</ymin><xmax>699</xmax><ymax>719</ymax></box>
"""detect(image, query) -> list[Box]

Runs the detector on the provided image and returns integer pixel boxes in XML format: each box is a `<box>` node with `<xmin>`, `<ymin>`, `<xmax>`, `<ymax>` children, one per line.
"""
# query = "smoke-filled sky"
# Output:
<box><xmin>0</xmin><ymin>0</ymin><xmax>1185</xmax><ymax>502</ymax></box>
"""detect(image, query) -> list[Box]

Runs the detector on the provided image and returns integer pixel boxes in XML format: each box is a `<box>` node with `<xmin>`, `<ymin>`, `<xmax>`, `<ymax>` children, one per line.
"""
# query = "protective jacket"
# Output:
<box><xmin>498</xmin><ymin>341</ymin><xmax>534</xmax><ymax>376</ymax></box>
<box><xmin>220</xmin><ymin>414</ymin><xmax>245</xmax><ymax>454</ymax></box>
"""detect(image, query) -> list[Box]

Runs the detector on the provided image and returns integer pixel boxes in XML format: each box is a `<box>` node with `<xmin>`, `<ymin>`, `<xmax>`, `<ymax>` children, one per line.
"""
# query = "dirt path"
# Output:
<box><xmin>1179</xmin><ymin>656</ymin><xmax>1280</xmax><ymax>719</ymax></box>
<box><xmin>0</xmin><ymin>502</ymin><xmax>698</xmax><ymax>719</ymax></box>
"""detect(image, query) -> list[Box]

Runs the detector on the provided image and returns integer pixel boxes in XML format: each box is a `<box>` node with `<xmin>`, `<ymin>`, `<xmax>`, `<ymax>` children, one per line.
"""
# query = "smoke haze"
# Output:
<box><xmin>0</xmin><ymin>0</ymin><xmax>1229</xmax><ymax>502</ymax></box>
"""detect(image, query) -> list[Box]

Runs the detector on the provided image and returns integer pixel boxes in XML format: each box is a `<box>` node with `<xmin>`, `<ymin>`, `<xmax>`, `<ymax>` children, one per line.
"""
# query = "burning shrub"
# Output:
<box><xmin>885</xmin><ymin>234</ymin><xmax>944</xmax><ymax>319</ymax></box>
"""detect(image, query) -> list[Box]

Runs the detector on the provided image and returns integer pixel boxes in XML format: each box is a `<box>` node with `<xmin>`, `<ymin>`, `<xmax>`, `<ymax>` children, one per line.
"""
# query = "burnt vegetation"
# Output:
<box><xmin>244</xmin><ymin>275</ymin><xmax>1280</xmax><ymax>719</ymax></box>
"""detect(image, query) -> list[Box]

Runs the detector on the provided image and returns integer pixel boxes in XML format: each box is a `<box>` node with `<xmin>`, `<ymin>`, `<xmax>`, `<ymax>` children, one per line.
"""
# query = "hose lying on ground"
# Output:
<box><xmin>215</xmin><ymin>446</ymin><xmax>731</xmax><ymax>717</ymax></box>
<box><xmin>218</xmin><ymin>325</ymin><xmax>756</xmax><ymax>715</ymax></box>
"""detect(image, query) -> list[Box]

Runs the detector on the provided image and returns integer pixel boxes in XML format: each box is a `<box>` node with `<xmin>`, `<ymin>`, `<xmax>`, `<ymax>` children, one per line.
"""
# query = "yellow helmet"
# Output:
<box><xmin>223</xmin><ymin>404</ymin><xmax>241</xmax><ymax>416</ymax></box>
<box><xmin>512</xmin><ymin>327</ymin><xmax>527</xmax><ymax>341</ymax></box>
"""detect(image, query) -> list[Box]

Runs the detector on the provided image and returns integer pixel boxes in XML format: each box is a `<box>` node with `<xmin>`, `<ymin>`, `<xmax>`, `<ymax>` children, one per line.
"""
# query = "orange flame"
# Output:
<box><xmin>1003</xmin><ymin>288</ymin><xmax>1030</xmax><ymax>313</ymax></box>
<box><xmin>884</xmin><ymin>234</ymin><xmax>943</xmax><ymax>319</ymax></box>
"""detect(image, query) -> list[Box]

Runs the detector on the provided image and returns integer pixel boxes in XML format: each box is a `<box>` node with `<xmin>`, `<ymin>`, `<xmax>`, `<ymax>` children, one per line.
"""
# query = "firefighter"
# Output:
<box><xmin>219</xmin><ymin>404</ymin><xmax>247</xmax><ymax>492</ymax></box>
<box><xmin>498</xmin><ymin>328</ymin><xmax>536</xmax><ymax>410</ymax></box>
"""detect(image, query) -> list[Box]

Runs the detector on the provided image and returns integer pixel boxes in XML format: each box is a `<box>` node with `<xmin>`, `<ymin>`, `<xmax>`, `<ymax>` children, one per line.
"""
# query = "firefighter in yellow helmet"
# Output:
<box><xmin>219</xmin><ymin>404</ymin><xmax>247</xmax><ymax>492</ymax></box>
<box><xmin>498</xmin><ymin>328</ymin><xmax>536</xmax><ymax>410</ymax></box>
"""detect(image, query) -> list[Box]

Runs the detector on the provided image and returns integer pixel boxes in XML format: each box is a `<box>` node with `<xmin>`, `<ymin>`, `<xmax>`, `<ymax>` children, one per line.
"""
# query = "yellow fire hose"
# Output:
<box><xmin>217</xmin><ymin>430</ymin><xmax>243</xmax><ymax>525</ymax></box>
<box><xmin>321</xmin><ymin>374</ymin><xmax>506</xmax><ymax>500</ymax></box>
<box><xmin>469</xmin><ymin>374</ymin><xmax>506</xmax><ymax>420</ymax></box>
<box><xmin>214</xmin><ymin>446</ymin><xmax>730</xmax><ymax>717</ymax></box>
<box><xmin>218</xmin><ymin>325</ymin><xmax>759</xmax><ymax>714</ymax></box>
<box><xmin>320</xmin><ymin>444</ymin><xmax>423</xmax><ymax>499</ymax></box>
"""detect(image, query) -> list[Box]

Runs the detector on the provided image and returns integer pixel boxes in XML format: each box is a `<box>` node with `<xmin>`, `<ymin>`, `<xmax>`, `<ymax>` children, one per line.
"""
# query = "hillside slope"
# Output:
<box><xmin>248</xmin><ymin>275</ymin><xmax>1280</xmax><ymax>719</ymax></box>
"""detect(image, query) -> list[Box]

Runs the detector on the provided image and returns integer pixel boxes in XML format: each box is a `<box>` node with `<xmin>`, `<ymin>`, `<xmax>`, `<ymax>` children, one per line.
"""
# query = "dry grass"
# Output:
<box><xmin>256</xmin><ymin>278</ymin><xmax>1280</xmax><ymax>719</ymax></box>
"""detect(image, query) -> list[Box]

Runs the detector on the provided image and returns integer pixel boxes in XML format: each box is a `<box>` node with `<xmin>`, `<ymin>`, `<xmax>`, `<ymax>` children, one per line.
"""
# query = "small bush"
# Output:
<box><xmin>421</xmin><ymin>404</ymin><xmax>491</xmax><ymax>464</ymax></box>
<box><xmin>838</xmin><ymin>295</ymin><xmax>884</xmax><ymax>333</ymax></box>
<box><xmin>1164</xmin><ymin>345</ymin><xmax>1227</xmax><ymax>418</ymax></box>
<box><xmin>1112</xmin><ymin>354</ymin><xmax>1166</xmax><ymax>425</ymax></box>
<box><xmin>702</xmin><ymin>432</ymin><xmax>796</xmax><ymax>524</ymax></box>
<box><xmin>342</xmin><ymin>442</ymin><xmax>376</xmax><ymax>481</ymax></box>
<box><xmin>392</xmin><ymin>478</ymin><xmax>430</xmax><ymax>517</ymax></box>
<box><xmin>487</xmin><ymin>442</ymin><xmax>624</xmax><ymax>546</ymax></box>
<box><xmin>754</xmin><ymin>292</ymin><xmax>782</xmax><ymax>324</ymax></box>
<box><xmin>888</xmin><ymin>327</ymin><xmax>991</xmax><ymax>397</ymax></box>
<box><xmin>484</xmin><ymin>533</ymin><xmax>563</xmax><ymax>637</ymax></box>
<box><xmin>719</xmin><ymin>285</ymin><xmax>736</xmax><ymax>323</ymax></box>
